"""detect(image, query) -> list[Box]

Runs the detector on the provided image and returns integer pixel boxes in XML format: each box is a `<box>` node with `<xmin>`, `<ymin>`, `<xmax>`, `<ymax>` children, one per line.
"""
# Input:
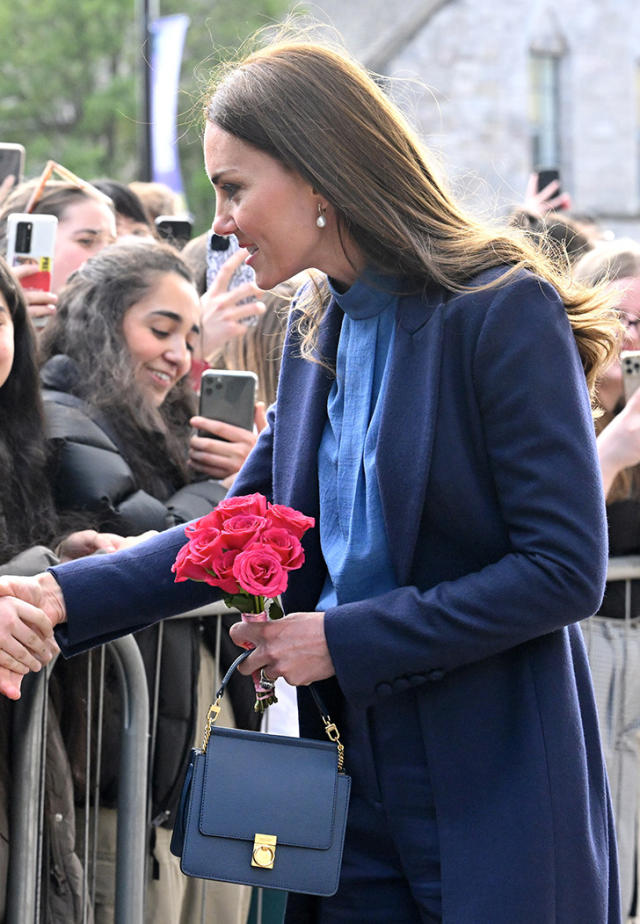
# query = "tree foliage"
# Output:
<box><xmin>0</xmin><ymin>0</ymin><xmax>290</xmax><ymax>234</ymax></box>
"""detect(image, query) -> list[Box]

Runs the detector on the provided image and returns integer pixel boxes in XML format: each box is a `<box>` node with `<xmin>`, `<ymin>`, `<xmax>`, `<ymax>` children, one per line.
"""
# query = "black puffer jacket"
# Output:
<box><xmin>40</xmin><ymin>355</ymin><xmax>258</xmax><ymax>830</ymax></box>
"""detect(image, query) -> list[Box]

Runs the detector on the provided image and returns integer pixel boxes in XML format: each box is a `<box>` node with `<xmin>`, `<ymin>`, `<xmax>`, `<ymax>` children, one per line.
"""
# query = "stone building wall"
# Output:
<box><xmin>306</xmin><ymin>0</ymin><xmax>640</xmax><ymax>238</ymax></box>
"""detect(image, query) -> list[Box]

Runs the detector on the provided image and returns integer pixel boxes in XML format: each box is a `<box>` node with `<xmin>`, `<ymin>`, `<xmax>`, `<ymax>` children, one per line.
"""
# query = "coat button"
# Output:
<box><xmin>428</xmin><ymin>669</ymin><xmax>444</xmax><ymax>682</ymax></box>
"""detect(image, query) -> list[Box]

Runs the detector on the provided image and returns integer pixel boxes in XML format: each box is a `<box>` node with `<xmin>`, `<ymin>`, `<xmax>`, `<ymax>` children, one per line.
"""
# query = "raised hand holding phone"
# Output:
<box><xmin>6</xmin><ymin>212</ymin><xmax>58</xmax><ymax>327</ymax></box>
<box><xmin>198</xmin><ymin>245</ymin><xmax>266</xmax><ymax>361</ymax></box>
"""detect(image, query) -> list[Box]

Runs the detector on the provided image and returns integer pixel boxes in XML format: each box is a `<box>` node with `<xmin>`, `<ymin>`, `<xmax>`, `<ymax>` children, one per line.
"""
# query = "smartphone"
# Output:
<box><xmin>0</xmin><ymin>143</ymin><xmax>25</xmax><ymax>191</ymax></box>
<box><xmin>6</xmin><ymin>212</ymin><xmax>57</xmax><ymax>292</ymax></box>
<box><xmin>621</xmin><ymin>350</ymin><xmax>640</xmax><ymax>404</ymax></box>
<box><xmin>536</xmin><ymin>167</ymin><xmax>561</xmax><ymax>197</ymax></box>
<box><xmin>155</xmin><ymin>215</ymin><xmax>193</xmax><ymax>249</ymax></box>
<box><xmin>198</xmin><ymin>369</ymin><xmax>258</xmax><ymax>438</ymax></box>
<box><xmin>206</xmin><ymin>231</ymin><xmax>256</xmax><ymax>291</ymax></box>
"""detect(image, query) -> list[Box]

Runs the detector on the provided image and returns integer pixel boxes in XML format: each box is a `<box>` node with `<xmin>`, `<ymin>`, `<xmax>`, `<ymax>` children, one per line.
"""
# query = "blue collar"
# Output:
<box><xmin>328</xmin><ymin>268</ymin><xmax>408</xmax><ymax>320</ymax></box>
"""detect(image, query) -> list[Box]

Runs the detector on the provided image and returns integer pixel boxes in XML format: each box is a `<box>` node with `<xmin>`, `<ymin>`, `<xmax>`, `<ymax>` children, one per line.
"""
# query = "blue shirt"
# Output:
<box><xmin>317</xmin><ymin>271</ymin><xmax>400</xmax><ymax>609</ymax></box>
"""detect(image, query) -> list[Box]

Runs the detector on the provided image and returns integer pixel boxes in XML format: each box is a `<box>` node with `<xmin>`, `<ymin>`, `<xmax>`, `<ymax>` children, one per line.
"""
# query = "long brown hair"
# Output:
<box><xmin>205</xmin><ymin>35</ymin><xmax>620</xmax><ymax>399</ymax></box>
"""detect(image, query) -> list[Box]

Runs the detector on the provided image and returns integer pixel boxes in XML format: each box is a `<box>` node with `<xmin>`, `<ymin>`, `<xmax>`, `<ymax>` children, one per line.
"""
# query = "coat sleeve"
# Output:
<box><xmin>324</xmin><ymin>276</ymin><xmax>609</xmax><ymax>708</ymax></box>
<box><xmin>51</xmin><ymin>404</ymin><xmax>278</xmax><ymax>656</ymax></box>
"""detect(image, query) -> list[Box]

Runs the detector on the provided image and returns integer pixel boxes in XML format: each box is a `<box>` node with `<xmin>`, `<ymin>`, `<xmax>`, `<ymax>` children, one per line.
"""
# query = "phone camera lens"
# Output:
<box><xmin>16</xmin><ymin>221</ymin><xmax>32</xmax><ymax>252</ymax></box>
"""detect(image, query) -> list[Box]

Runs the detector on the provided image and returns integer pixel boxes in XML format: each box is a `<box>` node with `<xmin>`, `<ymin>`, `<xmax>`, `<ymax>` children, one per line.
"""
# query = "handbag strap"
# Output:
<box><xmin>202</xmin><ymin>648</ymin><xmax>345</xmax><ymax>772</ymax></box>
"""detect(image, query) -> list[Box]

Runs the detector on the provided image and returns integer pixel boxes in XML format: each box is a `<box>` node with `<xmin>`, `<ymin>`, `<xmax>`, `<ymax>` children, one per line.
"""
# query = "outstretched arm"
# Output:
<box><xmin>0</xmin><ymin>571</ymin><xmax>65</xmax><ymax>699</ymax></box>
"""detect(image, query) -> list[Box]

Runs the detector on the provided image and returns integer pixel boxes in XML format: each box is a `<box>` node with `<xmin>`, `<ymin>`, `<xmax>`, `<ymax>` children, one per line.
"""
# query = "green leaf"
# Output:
<box><xmin>224</xmin><ymin>593</ymin><xmax>252</xmax><ymax>612</ymax></box>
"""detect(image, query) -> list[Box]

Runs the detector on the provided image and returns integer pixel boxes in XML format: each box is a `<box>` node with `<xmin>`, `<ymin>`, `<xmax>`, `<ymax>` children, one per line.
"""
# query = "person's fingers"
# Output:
<box><xmin>208</xmin><ymin>246</ymin><xmax>250</xmax><ymax>293</ymax></box>
<box><xmin>538</xmin><ymin>178</ymin><xmax>560</xmax><ymax>198</ymax></box>
<box><xmin>525</xmin><ymin>173</ymin><xmax>538</xmax><ymax>198</ymax></box>
<box><xmin>254</xmin><ymin>402</ymin><xmax>267</xmax><ymax>433</ymax></box>
<box><xmin>0</xmin><ymin>643</ymin><xmax>36</xmax><ymax>675</ymax></box>
<box><xmin>0</xmin><ymin>668</ymin><xmax>24</xmax><ymax>701</ymax></box>
<box><xmin>190</xmin><ymin>417</ymin><xmax>253</xmax><ymax>442</ymax></box>
<box><xmin>0</xmin><ymin>174</ymin><xmax>15</xmax><ymax>206</ymax></box>
<box><xmin>0</xmin><ymin>597</ymin><xmax>55</xmax><ymax>652</ymax></box>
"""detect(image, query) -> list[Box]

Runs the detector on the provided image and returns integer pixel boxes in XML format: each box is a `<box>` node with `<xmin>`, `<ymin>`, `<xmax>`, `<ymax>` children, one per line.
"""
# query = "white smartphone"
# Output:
<box><xmin>6</xmin><ymin>212</ymin><xmax>57</xmax><ymax>292</ymax></box>
<box><xmin>621</xmin><ymin>350</ymin><xmax>640</xmax><ymax>404</ymax></box>
<box><xmin>0</xmin><ymin>143</ymin><xmax>25</xmax><ymax>191</ymax></box>
<box><xmin>198</xmin><ymin>369</ymin><xmax>258</xmax><ymax>438</ymax></box>
<box><xmin>206</xmin><ymin>231</ymin><xmax>256</xmax><ymax>291</ymax></box>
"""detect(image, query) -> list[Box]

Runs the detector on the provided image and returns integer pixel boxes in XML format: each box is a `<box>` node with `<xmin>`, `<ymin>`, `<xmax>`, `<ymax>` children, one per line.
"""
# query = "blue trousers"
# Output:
<box><xmin>316</xmin><ymin>689</ymin><xmax>442</xmax><ymax>923</ymax></box>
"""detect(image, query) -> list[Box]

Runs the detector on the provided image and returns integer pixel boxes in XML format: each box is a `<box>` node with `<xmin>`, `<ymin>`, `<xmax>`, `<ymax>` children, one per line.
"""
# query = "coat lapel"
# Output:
<box><xmin>377</xmin><ymin>288</ymin><xmax>446</xmax><ymax>586</ymax></box>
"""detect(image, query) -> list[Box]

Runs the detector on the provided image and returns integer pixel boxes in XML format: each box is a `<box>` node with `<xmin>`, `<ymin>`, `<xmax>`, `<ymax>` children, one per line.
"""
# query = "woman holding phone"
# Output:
<box><xmin>0</xmin><ymin>34</ymin><xmax>623</xmax><ymax>922</ymax></box>
<box><xmin>38</xmin><ymin>239</ymin><xmax>256</xmax><ymax>924</ymax></box>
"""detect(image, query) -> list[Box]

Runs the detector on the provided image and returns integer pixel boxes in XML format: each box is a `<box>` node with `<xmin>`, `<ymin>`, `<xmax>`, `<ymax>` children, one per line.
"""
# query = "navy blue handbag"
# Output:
<box><xmin>170</xmin><ymin>650</ymin><xmax>351</xmax><ymax>897</ymax></box>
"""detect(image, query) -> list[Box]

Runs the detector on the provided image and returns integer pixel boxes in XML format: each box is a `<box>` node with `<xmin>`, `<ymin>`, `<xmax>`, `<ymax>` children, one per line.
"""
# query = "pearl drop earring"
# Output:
<box><xmin>316</xmin><ymin>205</ymin><xmax>327</xmax><ymax>229</ymax></box>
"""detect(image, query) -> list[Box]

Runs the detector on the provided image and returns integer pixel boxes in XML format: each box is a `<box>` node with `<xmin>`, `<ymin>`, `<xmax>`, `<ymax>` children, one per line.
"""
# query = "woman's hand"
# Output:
<box><xmin>229</xmin><ymin>611</ymin><xmax>335</xmax><ymax>687</ymax></box>
<box><xmin>598</xmin><ymin>385</ymin><xmax>640</xmax><ymax>496</ymax></box>
<box><xmin>0</xmin><ymin>571</ymin><xmax>66</xmax><ymax>699</ymax></box>
<box><xmin>56</xmin><ymin>529</ymin><xmax>159</xmax><ymax>562</ymax></box>
<box><xmin>198</xmin><ymin>248</ymin><xmax>266</xmax><ymax>361</ymax></box>
<box><xmin>188</xmin><ymin>403</ymin><xmax>266</xmax><ymax>482</ymax></box>
<box><xmin>11</xmin><ymin>263</ymin><xmax>58</xmax><ymax>325</ymax></box>
<box><xmin>522</xmin><ymin>172</ymin><xmax>572</xmax><ymax>217</ymax></box>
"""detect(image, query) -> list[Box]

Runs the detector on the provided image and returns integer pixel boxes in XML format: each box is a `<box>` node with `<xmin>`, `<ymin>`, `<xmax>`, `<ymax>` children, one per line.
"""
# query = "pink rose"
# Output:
<box><xmin>208</xmin><ymin>493</ymin><xmax>268</xmax><ymax>531</ymax></box>
<box><xmin>265</xmin><ymin>504</ymin><xmax>315</xmax><ymax>540</ymax></box>
<box><xmin>171</xmin><ymin>542</ymin><xmax>212</xmax><ymax>584</ymax></box>
<box><xmin>232</xmin><ymin>547</ymin><xmax>288</xmax><ymax>598</ymax></box>
<box><xmin>184</xmin><ymin>512</ymin><xmax>220</xmax><ymax>542</ymax></box>
<box><xmin>204</xmin><ymin>534</ymin><xmax>243</xmax><ymax>594</ymax></box>
<box><xmin>219</xmin><ymin>514</ymin><xmax>267</xmax><ymax>550</ymax></box>
<box><xmin>258</xmin><ymin>527</ymin><xmax>305</xmax><ymax>570</ymax></box>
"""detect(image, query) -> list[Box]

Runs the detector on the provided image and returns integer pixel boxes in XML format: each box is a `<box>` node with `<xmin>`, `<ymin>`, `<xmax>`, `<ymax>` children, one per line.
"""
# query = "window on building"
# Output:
<box><xmin>529</xmin><ymin>52</ymin><xmax>561</xmax><ymax>169</ymax></box>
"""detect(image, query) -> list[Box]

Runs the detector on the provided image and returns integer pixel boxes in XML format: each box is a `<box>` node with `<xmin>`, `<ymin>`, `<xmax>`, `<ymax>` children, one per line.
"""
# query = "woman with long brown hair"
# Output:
<box><xmin>0</xmin><ymin>33</ymin><xmax>623</xmax><ymax>923</ymax></box>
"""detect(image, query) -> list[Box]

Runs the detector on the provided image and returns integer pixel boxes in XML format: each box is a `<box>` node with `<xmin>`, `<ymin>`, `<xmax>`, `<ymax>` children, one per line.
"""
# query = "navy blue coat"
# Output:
<box><xmin>54</xmin><ymin>269</ymin><xmax>620</xmax><ymax>922</ymax></box>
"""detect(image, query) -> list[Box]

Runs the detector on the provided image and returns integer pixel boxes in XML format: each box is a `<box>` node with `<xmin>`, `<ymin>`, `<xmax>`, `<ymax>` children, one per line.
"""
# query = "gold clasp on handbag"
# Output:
<box><xmin>251</xmin><ymin>833</ymin><xmax>277</xmax><ymax>869</ymax></box>
<box><xmin>201</xmin><ymin>698</ymin><xmax>222</xmax><ymax>752</ymax></box>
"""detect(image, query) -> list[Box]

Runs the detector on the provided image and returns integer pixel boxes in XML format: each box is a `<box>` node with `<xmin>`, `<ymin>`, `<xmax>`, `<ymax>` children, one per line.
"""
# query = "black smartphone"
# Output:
<box><xmin>0</xmin><ymin>143</ymin><xmax>25</xmax><ymax>190</ymax></box>
<box><xmin>198</xmin><ymin>369</ymin><xmax>258</xmax><ymax>438</ymax></box>
<box><xmin>155</xmin><ymin>215</ymin><xmax>193</xmax><ymax>249</ymax></box>
<box><xmin>536</xmin><ymin>167</ymin><xmax>561</xmax><ymax>197</ymax></box>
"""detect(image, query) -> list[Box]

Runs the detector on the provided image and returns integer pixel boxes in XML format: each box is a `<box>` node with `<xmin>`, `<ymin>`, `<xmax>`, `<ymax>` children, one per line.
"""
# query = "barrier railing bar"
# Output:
<box><xmin>6</xmin><ymin>665</ymin><xmax>49</xmax><ymax>923</ymax></box>
<box><xmin>109</xmin><ymin>635</ymin><xmax>150</xmax><ymax>924</ymax></box>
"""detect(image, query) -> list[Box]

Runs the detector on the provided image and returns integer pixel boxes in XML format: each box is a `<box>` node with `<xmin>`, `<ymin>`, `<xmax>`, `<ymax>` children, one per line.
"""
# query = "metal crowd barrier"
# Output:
<box><xmin>581</xmin><ymin>556</ymin><xmax>640</xmax><ymax>924</ymax></box>
<box><xmin>5</xmin><ymin>602</ymin><xmax>282</xmax><ymax>924</ymax></box>
<box><xmin>7</xmin><ymin>634</ymin><xmax>149</xmax><ymax>924</ymax></box>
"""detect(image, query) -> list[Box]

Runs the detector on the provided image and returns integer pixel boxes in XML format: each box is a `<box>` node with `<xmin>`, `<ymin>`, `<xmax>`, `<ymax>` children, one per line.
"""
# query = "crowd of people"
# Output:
<box><xmin>0</xmin><ymin>24</ymin><xmax>639</xmax><ymax>924</ymax></box>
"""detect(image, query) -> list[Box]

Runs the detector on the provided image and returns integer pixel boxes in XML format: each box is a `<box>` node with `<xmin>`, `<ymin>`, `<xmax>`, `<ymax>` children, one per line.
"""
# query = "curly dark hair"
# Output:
<box><xmin>39</xmin><ymin>241</ymin><xmax>199</xmax><ymax>500</ymax></box>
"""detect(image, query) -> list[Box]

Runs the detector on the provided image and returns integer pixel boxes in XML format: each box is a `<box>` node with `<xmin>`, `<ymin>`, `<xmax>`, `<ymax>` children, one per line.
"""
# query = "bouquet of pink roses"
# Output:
<box><xmin>171</xmin><ymin>493</ymin><xmax>315</xmax><ymax>711</ymax></box>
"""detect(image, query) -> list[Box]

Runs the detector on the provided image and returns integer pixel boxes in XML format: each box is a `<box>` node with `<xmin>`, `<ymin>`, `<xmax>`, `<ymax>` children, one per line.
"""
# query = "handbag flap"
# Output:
<box><xmin>199</xmin><ymin>728</ymin><xmax>339</xmax><ymax>849</ymax></box>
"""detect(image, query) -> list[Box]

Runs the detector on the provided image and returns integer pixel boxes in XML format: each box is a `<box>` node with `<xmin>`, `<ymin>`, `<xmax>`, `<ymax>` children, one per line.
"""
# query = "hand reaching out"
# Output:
<box><xmin>598</xmin><ymin>385</ymin><xmax>640</xmax><ymax>497</ymax></box>
<box><xmin>522</xmin><ymin>172</ymin><xmax>572</xmax><ymax>217</ymax></box>
<box><xmin>0</xmin><ymin>571</ymin><xmax>67</xmax><ymax>700</ymax></box>
<box><xmin>56</xmin><ymin>529</ymin><xmax>159</xmax><ymax>562</ymax></box>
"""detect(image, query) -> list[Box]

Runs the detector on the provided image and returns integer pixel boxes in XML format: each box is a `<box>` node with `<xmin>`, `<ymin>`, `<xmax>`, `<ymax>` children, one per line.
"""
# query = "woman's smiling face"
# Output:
<box><xmin>204</xmin><ymin>122</ymin><xmax>364</xmax><ymax>290</ymax></box>
<box><xmin>121</xmin><ymin>271</ymin><xmax>200</xmax><ymax>407</ymax></box>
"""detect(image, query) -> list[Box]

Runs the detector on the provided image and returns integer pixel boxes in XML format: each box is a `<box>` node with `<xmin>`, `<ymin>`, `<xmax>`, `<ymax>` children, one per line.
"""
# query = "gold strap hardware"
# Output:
<box><xmin>201</xmin><ymin>699</ymin><xmax>222</xmax><ymax>753</ymax></box>
<box><xmin>322</xmin><ymin>717</ymin><xmax>345</xmax><ymax>773</ymax></box>
<box><xmin>252</xmin><ymin>833</ymin><xmax>277</xmax><ymax>869</ymax></box>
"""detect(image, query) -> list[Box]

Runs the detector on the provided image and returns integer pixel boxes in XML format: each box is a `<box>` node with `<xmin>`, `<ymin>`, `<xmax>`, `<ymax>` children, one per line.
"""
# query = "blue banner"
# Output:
<box><xmin>150</xmin><ymin>14</ymin><xmax>190</xmax><ymax>194</ymax></box>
